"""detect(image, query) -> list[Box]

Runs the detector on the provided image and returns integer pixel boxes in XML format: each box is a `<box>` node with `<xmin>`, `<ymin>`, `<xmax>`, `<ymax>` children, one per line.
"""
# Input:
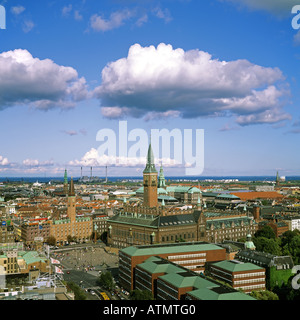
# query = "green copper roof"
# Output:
<box><xmin>159</xmin><ymin>272</ymin><xmax>218</xmax><ymax>289</ymax></box>
<box><xmin>121</xmin><ymin>242</ymin><xmax>224</xmax><ymax>257</ymax></box>
<box><xmin>211</xmin><ymin>260</ymin><xmax>263</xmax><ymax>272</ymax></box>
<box><xmin>159</xmin><ymin>272</ymin><xmax>219</xmax><ymax>289</ymax></box>
<box><xmin>135</xmin><ymin>187</ymin><xmax>167</xmax><ymax>194</ymax></box>
<box><xmin>18</xmin><ymin>251</ymin><xmax>48</xmax><ymax>265</ymax></box>
<box><xmin>158</xmin><ymin>165</ymin><xmax>166</xmax><ymax>188</ymax></box>
<box><xmin>137</xmin><ymin>257</ymin><xmax>183</xmax><ymax>275</ymax></box>
<box><xmin>245</xmin><ymin>241</ymin><xmax>256</xmax><ymax>250</ymax></box>
<box><xmin>64</xmin><ymin>169</ymin><xmax>68</xmax><ymax>184</ymax></box>
<box><xmin>143</xmin><ymin>143</ymin><xmax>157</xmax><ymax>173</ymax></box>
<box><xmin>187</xmin><ymin>288</ymin><xmax>256</xmax><ymax>300</ymax></box>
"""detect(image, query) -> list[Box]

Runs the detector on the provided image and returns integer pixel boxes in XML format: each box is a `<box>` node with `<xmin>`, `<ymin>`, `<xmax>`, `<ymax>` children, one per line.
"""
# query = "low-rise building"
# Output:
<box><xmin>235</xmin><ymin>250</ymin><xmax>294</xmax><ymax>289</ymax></box>
<box><xmin>283</xmin><ymin>215</ymin><xmax>300</xmax><ymax>232</ymax></box>
<box><xmin>0</xmin><ymin>220</ymin><xmax>14</xmax><ymax>244</ymax></box>
<box><xmin>130</xmin><ymin>255</ymin><xmax>255</xmax><ymax>300</ymax></box>
<box><xmin>119</xmin><ymin>242</ymin><xmax>226</xmax><ymax>291</ymax></box>
<box><xmin>20</xmin><ymin>218</ymin><xmax>51</xmax><ymax>246</ymax></box>
<box><xmin>209</xmin><ymin>260</ymin><xmax>266</xmax><ymax>293</ymax></box>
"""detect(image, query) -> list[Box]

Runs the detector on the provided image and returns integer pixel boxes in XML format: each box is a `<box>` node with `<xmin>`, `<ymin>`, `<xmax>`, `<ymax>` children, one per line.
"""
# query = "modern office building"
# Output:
<box><xmin>118</xmin><ymin>241</ymin><xmax>226</xmax><ymax>291</ymax></box>
<box><xmin>208</xmin><ymin>260</ymin><xmax>266</xmax><ymax>293</ymax></box>
<box><xmin>127</xmin><ymin>254</ymin><xmax>255</xmax><ymax>300</ymax></box>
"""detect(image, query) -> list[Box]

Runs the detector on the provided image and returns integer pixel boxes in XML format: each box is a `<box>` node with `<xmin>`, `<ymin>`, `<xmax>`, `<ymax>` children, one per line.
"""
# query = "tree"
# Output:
<box><xmin>280</xmin><ymin>230</ymin><xmax>300</xmax><ymax>264</ymax></box>
<box><xmin>253</xmin><ymin>237</ymin><xmax>282</xmax><ymax>255</ymax></box>
<box><xmin>96</xmin><ymin>271</ymin><xmax>114</xmax><ymax>290</ymax></box>
<box><xmin>290</xmin><ymin>236</ymin><xmax>300</xmax><ymax>264</ymax></box>
<box><xmin>46</xmin><ymin>236</ymin><xmax>56</xmax><ymax>246</ymax></box>
<box><xmin>67</xmin><ymin>235</ymin><xmax>77</xmax><ymax>243</ymax></box>
<box><xmin>130</xmin><ymin>289</ymin><xmax>154</xmax><ymax>300</ymax></box>
<box><xmin>250</xmin><ymin>290</ymin><xmax>279</xmax><ymax>300</ymax></box>
<box><xmin>67</xmin><ymin>281</ymin><xmax>87</xmax><ymax>300</ymax></box>
<box><xmin>281</xmin><ymin>230</ymin><xmax>298</xmax><ymax>248</ymax></box>
<box><xmin>255</xmin><ymin>225</ymin><xmax>276</xmax><ymax>239</ymax></box>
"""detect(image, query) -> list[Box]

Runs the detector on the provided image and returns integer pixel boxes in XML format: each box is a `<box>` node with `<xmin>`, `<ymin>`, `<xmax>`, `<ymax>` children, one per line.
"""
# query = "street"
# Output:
<box><xmin>49</xmin><ymin>244</ymin><xmax>125</xmax><ymax>300</ymax></box>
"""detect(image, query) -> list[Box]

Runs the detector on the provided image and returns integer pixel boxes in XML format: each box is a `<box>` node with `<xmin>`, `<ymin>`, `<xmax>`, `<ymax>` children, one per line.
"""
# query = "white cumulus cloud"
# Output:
<box><xmin>0</xmin><ymin>156</ymin><xmax>9</xmax><ymax>166</ymax></box>
<box><xmin>95</xmin><ymin>43</ymin><xmax>290</xmax><ymax>126</ymax></box>
<box><xmin>22</xmin><ymin>159</ymin><xmax>54</xmax><ymax>167</ymax></box>
<box><xmin>0</xmin><ymin>49</ymin><xmax>89</xmax><ymax>111</ymax></box>
<box><xmin>69</xmin><ymin>148</ymin><xmax>183</xmax><ymax>168</ymax></box>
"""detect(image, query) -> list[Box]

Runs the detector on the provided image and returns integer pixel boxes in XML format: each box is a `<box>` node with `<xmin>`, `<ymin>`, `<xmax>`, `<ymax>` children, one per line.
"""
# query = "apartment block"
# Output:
<box><xmin>119</xmin><ymin>241</ymin><xmax>226</xmax><ymax>291</ymax></box>
<box><xmin>209</xmin><ymin>260</ymin><xmax>266</xmax><ymax>293</ymax></box>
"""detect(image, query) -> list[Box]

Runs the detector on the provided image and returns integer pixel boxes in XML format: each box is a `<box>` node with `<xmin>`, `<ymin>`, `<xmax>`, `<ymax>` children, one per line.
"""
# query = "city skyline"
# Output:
<box><xmin>1</xmin><ymin>0</ymin><xmax>300</xmax><ymax>177</ymax></box>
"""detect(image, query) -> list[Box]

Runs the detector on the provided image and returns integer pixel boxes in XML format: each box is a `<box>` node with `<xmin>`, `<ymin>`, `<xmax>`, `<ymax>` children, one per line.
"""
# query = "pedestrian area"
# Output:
<box><xmin>51</xmin><ymin>246</ymin><xmax>119</xmax><ymax>272</ymax></box>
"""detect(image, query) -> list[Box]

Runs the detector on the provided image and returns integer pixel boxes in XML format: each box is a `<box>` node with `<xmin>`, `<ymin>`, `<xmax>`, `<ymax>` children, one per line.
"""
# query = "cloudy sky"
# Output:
<box><xmin>0</xmin><ymin>0</ymin><xmax>300</xmax><ymax>177</ymax></box>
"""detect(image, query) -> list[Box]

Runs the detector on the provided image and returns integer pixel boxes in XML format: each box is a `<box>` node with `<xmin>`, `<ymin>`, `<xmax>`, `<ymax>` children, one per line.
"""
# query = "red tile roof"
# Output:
<box><xmin>230</xmin><ymin>191</ymin><xmax>284</xmax><ymax>200</ymax></box>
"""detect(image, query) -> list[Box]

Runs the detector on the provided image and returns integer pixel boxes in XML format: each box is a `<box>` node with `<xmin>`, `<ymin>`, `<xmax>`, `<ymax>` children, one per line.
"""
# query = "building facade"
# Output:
<box><xmin>20</xmin><ymin>218</ymin><xmax>51</xmax><ymax>246</ymax></box>
<box><xmin>123</xmin><ymin>254</ymin><xmax>255</xmax><ymax>300</ymax></box>
<box><xmin>209</xmin><ymin>260</ymin><xmax>266</xmax><ymax>293</ymax></box>
<box><xmin>118</xmin><ymin>242</ymin><xmax>226</xmax><ymax>291</ymax></box>
<box><xmin>50</xmin><ymin>178</ymin><xmax>93</xmax><ymax>245</ymax></box>
<box><xmin>0</xmin><ymin>220</ymin><xmax>14</xmax><ymax>244</ymax></box>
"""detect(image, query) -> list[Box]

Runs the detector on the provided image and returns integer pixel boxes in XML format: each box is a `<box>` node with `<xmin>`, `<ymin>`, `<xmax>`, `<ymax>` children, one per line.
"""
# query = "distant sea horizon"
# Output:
<box><xmin>1</xmin><ymin>176</ymin><xmax>300</xmax><ymax>183</ymax></box>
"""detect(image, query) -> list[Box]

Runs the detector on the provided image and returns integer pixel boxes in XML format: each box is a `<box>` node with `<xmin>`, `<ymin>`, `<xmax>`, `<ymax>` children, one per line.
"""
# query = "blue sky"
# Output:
<box><xmin>0</xmin><ymin>0</ymin><xmax>300</xmax><ymax>177</ymax></box>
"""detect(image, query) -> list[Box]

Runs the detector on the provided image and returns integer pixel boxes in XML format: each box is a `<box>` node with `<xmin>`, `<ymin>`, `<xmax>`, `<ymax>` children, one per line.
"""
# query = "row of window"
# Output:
<box><xmin>235</xmin><ymin>284</ymin><xmax>265</xmax><ymax>290</ymax></box>
<box><xmin>207</xmin><ymin>230</ymin><xmax>255</xmax><ymax>238</ymax></box>
<box><xmin>184</xmin><ymin>265</ymin><xmax>204</xmax><ymax>270</ymax></box>
<box><xmin>233</xmin><ymin>271</ymin><xmax>265</xmax><ymax>278</ymax></box>
<box><xmin>173</xmin><ymin>259</ymin><xmax>206</xmax><ymax>265</ymax></box>
<box><xmin>168</xmin><ymin>253</ymin><xmax>206</xmax><ymax>260</ymax></box>
<box><xmin>136</xmin><ymin>268</ymin><xmax>152</xmax><ymax>281</ymax></box>
<box><xmin>161</xmin><ymin>233</ymin><xmax>195</xmax><ymax>242</ymax></box>
<box><xmin>135</xmin><ymin>279</ymin><xmax>151</xmax><ymax>292</ymax></box>
<box><xmin>157</xmin><ymin>281</ymin><xmax>177</xmax><ymax>300</ymax></box>
<box><xmin>234</xmin><ymin>278</ymin><xmax>265</xmax><ymax>285</ymax></box>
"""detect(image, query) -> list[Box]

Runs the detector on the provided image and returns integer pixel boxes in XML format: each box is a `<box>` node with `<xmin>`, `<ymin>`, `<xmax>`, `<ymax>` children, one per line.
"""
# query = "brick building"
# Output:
<box><xmin>20</xmin><ymin>218</ymin><xmax>51</xmax><ymax>246</ymax></box>
<box><xmin>49</xmin><ymin>178</ymin><xmax>93</xmax><ymax>245</ymax></box>
<box><xmin>107</xmin><ymin>143</ymin><xmax>258</xmax><ymax>249</ymax></box>
<box><xmin>118</xmin><ymin>242</ymin><xmax>226</xmax><ymax>291</ymax></box>
<box><xmin>128</xmin><ymin>255</ymin><xmax>255</xmax><ymax>300</ymax></box>
<box><xmin>209</xmin><ymin>260</ymin><xmax>266</xmax><ymax>293</ymax></box>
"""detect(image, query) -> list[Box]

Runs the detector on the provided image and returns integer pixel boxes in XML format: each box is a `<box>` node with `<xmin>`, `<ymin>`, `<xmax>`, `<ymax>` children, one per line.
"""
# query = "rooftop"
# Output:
<box><xmin>187</xmin><ymin>287</ymin><xmax>256</xmax><ymax>300</ymax></box>
<box><xmin>211</xmin><ymin>260</ymin><xmax>264</xmax><ymax>272</ymax></box>
<box><xmin>121</xmin><ymin>242</ymin><xmax>225</xmax><ymax>257</ymax></box>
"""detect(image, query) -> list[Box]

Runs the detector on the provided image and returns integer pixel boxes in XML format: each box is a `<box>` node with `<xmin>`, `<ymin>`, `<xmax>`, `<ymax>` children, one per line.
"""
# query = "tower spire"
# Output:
<box><xmin>276</xmin><ymin>171</ymin><xmax>280</xmax><ymax>186</ymax></box>
<box><xmin>63</xmin><ymin>169</ymin><xmax>68</xmax><ymax>195</ymax></box>
<box><xmin>64</xmin><ymin>169</ymin><xmax>68</xmax><ymax>184</ymax></box>
<box><xmin>69</xmin><ymin>177</ymin><xmax>75</xmax><ymax>196</ymax></box>
<box><xmin>158</xmin><ymin>163</ymin><xmax>166</xmax><ymax>188</ymax></box>
<box><xmin>143</xmin><ymin>139</ymin><xmax>158</xmax><ymax>208</ymax></box>
<box><xmin>143</xmin><ymin>139</ymin><xmax>157</xmax><ymax>173</ymax></box>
